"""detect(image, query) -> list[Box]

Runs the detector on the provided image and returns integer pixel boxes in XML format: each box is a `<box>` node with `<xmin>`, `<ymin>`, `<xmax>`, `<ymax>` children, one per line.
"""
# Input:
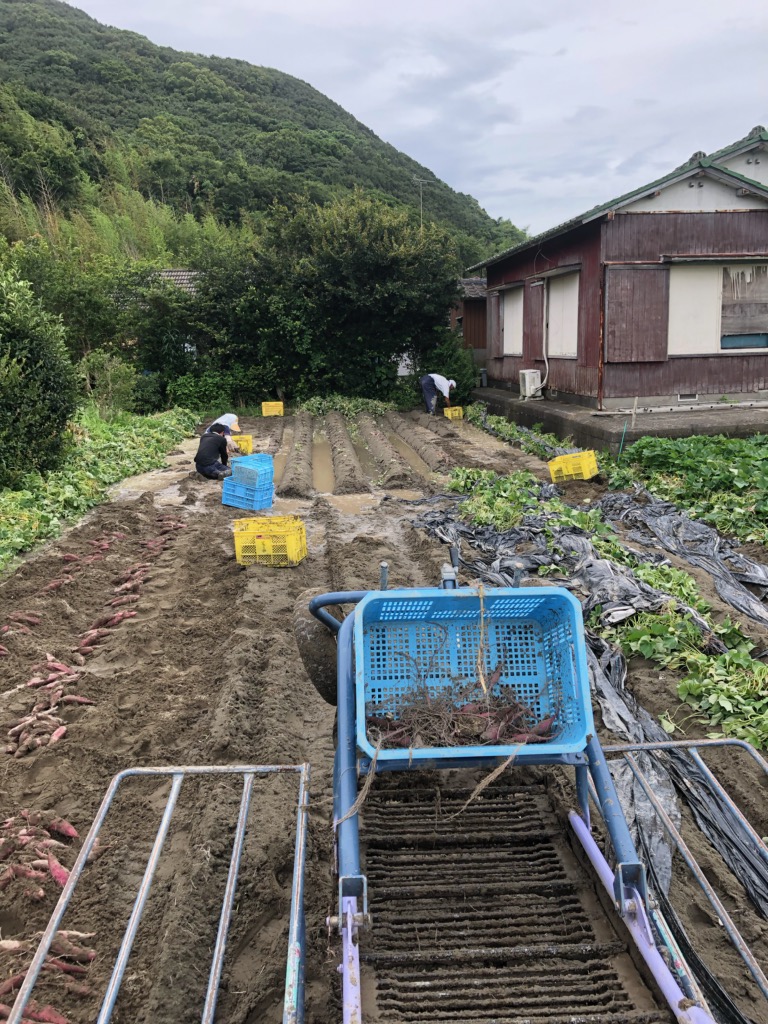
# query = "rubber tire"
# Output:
<box><xmin>293</xmin><ymin>587</ymin><xmax>342</xmax><ymax>706</ymax></box>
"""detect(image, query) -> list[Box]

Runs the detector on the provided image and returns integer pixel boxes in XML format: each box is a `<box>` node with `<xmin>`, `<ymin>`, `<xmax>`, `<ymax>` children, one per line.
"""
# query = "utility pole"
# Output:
<box><xmin>413</xmin><ymin>176</ymin><xmax>430</xmax><ymax>235</ymax></box>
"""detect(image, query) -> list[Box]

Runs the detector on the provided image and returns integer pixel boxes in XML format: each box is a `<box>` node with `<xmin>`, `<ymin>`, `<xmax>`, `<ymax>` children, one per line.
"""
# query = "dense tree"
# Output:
<box><xmin>0</xmin><ymin>260</ymin><xmax>79</xmax><ymax>486</ymax></box>
<box><xmin>168</xmin><ymin>193</ymin><xmax>460</xmax><ymax>397</ymax></box>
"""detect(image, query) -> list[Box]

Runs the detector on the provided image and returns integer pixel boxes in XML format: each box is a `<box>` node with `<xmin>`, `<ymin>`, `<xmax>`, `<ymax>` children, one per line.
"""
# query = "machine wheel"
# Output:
<box><xmin>292</xmin><ymin>587</ymin><xmax>342</xmax><ymax>706</ymax></box>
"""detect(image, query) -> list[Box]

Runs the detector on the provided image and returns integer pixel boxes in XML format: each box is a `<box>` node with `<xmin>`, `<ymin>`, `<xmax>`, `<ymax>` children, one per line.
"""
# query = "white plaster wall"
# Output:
<box><xmin>502</xmin><ymin>287</ymin><xmax>524</xmax><ymax>355</ymax></box>
<box><xmin>625</xmin><ymin>176</ymin><xmax>767</xmax><ymax>212</ymax></box>
<box><xmin>667</xmin><ymin>265</ymin><xmax>722</xmax><ymax>354</ymax></box>
<box><xmin>721</xmin><ymin>152</ymin><xmax>768</xmax><ymax>187</ymax></box>
<box><xmin>546</xmin><ymin>272</ymin><xmax>579</xmax><ymax>358</ymax></box>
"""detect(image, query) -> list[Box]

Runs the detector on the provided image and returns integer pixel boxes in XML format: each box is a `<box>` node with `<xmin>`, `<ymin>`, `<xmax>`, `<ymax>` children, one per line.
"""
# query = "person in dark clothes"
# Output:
<box><xmin>419</xmin><ymin>373</ymin><xmax>456</xmax><ymax>414</ymax></box>
<box><xmin>194</xmin><ymin>423</ymin><xmax>233</xmax><ymax>480</ymax></box>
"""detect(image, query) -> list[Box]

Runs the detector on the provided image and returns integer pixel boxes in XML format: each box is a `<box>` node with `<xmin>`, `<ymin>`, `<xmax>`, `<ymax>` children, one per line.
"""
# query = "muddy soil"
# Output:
<box><xmin>384</xmin><ymin>412</ymin><xmax>450</xmax><ymax>472</ymax></box>
<box><xmin>1</xmin><ymin>408</ymin><xmax>766</xmax><ymax>1024</ymax></box>
<box><xmin>325</xmin><ymin>413</ymin><xmax>369</xmax><ymax>494</ymax></box>
<box><xmin>276</xmin><ymin>413</ymin><xmax>314</xmax><ymax>498</ymax></box>
<box><xmin>410</xmin><ymin>411</ymin><xmax>553</xmax><ymax>478</ymax></box>
<box><xmin>356</xmin><ymin>415</ymin><xmax>417</xmax><ymax>489</ymax></box>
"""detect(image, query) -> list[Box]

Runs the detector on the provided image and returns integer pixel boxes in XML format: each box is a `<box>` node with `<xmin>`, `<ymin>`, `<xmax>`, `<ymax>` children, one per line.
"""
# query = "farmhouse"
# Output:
<box><xmin>469</xmin><ymin>126</ymin><xmax>768</xmax><ymax>409</ymax></box>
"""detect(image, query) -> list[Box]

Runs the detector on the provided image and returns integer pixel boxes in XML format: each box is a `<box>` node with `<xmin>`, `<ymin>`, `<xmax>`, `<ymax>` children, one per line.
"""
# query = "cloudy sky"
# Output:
<box><xmin>71</xmin><ymin>0</ymin><xmax>768</xmax><ymax>234</ymax></box>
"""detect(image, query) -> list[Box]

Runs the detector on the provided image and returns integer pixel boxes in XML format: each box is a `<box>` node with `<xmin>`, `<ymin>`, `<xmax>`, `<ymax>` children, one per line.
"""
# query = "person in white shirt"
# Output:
<box><xmin>419</xmin><ymin>373</ymin><xmax>456</xmax><ymax>415</ymax></box>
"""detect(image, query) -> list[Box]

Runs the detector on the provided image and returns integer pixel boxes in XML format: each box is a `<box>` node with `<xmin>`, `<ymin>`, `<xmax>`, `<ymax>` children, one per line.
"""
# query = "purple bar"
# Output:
<box><xmin>341</xmin><ymin>897</ymin><xmax>363</xmax><ymax>1024</ymax></box>
<box><xmin>569</xmin><ymin>811</ymin><xmax>715</xmax><ymax>1024</ymax></box>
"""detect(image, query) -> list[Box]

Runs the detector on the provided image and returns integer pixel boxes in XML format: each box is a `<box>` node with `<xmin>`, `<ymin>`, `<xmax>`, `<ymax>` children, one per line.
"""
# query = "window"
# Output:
<box><xmin>546</xmin><ymin>272</ymin><xmax>579</xmax><ymax>358</ymax></box>
<box><xmin>667</xmin><ymin>265</ymin><xmax>722</xmax><ymax>355</ymax></box>
<box><xmin>721</xmin><ymin>265</ymin><xmax>768</xmax><ymax>350</ymax></box>
<box><xmin>502</xmin><ymin>287</ymin><xmax>524</xmax><ymax>355</ymax></box>
<box><xmin>667</xmin><ymin>263</ymin><xmax>768</xmax><ymax>355</ymax></box>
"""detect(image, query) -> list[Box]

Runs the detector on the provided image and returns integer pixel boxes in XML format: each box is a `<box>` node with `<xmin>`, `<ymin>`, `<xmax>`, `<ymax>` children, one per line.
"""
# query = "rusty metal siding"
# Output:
<box><xmin>605</xmin><ymin>266</ymin><xmax>669</xmax><ymax>362</ymax></box>
<box><xmin>604</xmin><ymin>210</ymin><xmax>768</xmax><ymax>262</ymax></box>
<box><xmin>485</xmin><ymin>223</ymin><xmax>602</xmax><ymax>397</ymax></box>
<box><xmin>487</xmin><ymin>291</ymin><xmax>501</xmax><ymax>358</ymax></box>
<box><xmin>604</xmin><ymin>355</ymin><xmax>768</xmax><ymax>398</ymax></box>
<box><xmin>462</xmin><ymin>300</ymin><xmax>487</xmax><ymax>349</ymax></box>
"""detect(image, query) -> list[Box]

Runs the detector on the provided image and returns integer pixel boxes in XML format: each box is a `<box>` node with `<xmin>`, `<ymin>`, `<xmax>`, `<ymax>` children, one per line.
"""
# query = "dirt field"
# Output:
<box><xmin>0</xmin><ymin>412</ymin><xmax>766</xmax><ymax>1024</ymax></box>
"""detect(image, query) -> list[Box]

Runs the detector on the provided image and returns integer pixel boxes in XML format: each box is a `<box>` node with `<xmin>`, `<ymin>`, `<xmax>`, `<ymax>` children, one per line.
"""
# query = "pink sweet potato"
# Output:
<box><xmin>59</xmin><ymin>695</ymin><xmax>96</xmax><ymax>706</ymax></box>
<box><xmin>0</xmin><ymin>939</ymin><xmax>27</xmax><ymax>953</ymax></box>
<box><xmin>8</xmin><ymin>612</ymin><xmax>41</xmax><ymax>626</ymax></box>
<box><xmin>60</xmin><ymin>553</ymin><xmax>80</xmax><ymax>562</ymax></box>
<box><xmin>104</xmin><ymin>610</ymin><xmax>137</xmax><ymax>627</ymax></box>
<box><xmin>531</xmin><ymin>715</ymin><xmax>556</xmax><ymax>736</ymax></box>
<box><xmin>41</xmin><ymin>959</ymin><xmax>86</xmax><ymax>977</ymax></box>
<box><xmin>46</xmin><ymin>815</ymin><xmax>78</xmax><ymax>839</ymax></box>
<box><xmin>41</xmin><ymin>578</ymin><xmax>72</xmax><ymax>593</ymax></box>
<box><xmin>0</xmin><ymin>645</ymin><xmax>10</xmax><ymax>657</ymax></box>
<box><xmin>87</xmin><ymin>614</ymin><xmax>114</xmax><ymax>630</ymax></box>
<box><xmin>11</xmin><ymin>865</ymin><xmax>47</xmax><ymax>881</ymax></box>
<box><xmin>46</xmin><ymin>661</ymin><xmax>73</xmax><ymax>675</ymax></box>
<box><xmin>0</xmin><ymin>972</ymin><xmax>26</xmax><ymax>997</ymax></box>
<box><xmin>49</xmin><ymin>935</ymin><xmax>95</xmax><ymax>962</ymax></box>
<box><xmin>47</xmin><ymin>852</ymin><xmax>69</xmax><ymax>887</ymax></box>
<box><xmin>106</xmin><ymin>594</ymin><xmax>140</xmax><ymax>607</ymax></box>
<box><xmin>48</xmin><ymin>726</ymin><xmax>67</xmax><ymax>746</ymax></box>
<box><xmin>23</xmin><ymin>1002</ymin><xmax>70</xmax><ymax>1024</ymax></box>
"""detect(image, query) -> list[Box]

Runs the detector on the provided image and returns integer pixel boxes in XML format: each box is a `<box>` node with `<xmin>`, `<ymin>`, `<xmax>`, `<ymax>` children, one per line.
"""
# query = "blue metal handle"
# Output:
<box><xmin>586</xmin><ymin>735</ymin><xmax>647</xmax><ymax>914</ymax></box>
<box><xmin>333</xmin><ymin>603</ymin><xmax>368</xmax><ymax>915</ymax></box>
<box><xmin>309</xmin><ymin>591</ymin><xmax>367</xmax><ymax>633</ymax></box>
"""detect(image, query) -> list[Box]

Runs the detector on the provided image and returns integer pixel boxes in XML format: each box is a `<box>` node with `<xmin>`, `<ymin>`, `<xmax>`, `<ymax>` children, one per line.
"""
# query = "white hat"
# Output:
<box><xmin>448</xmin><ymin>379</ymin><xmax>456</xmax><ymax>388</ymax></box>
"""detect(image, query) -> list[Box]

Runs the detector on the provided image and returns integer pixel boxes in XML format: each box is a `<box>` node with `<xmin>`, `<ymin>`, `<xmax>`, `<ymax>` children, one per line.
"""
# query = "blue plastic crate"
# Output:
<box><xmin>221</xmin><ymin>477</ymin><xmax>274</xmax><ymax>511</ymax></box>
<box><xmin>354</xmin><ymin>587</ymin><xmax>593</xmax><ymax>769</ymax></box>
<box><xmin>232</xmin><ymin>453</ymin><xmax>274</xmax><ymax>488</ymax></box>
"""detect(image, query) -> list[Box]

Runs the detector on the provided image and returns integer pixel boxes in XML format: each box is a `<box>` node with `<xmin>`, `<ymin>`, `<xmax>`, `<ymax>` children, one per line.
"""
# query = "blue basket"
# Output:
<box><xmin>354</xmin><ymin>587</ymin><xmax>593</xmax><ymax>770</ymax></box>
<box><xmin>232</xmin><ymin>454</ymin><xmax>274</xmax><ymax>488</ymax></box>
<box><xmin>222</xmin><ymin>477</ymin><xmax>274</xmax><ymax>511</ymax></box>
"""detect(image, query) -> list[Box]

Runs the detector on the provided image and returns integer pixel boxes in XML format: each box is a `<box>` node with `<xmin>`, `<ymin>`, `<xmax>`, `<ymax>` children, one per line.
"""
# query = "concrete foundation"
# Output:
<box><xmin>472</xmin><ymin>387</ymin><xmax>768</xmax><ymax>454</ymax></box>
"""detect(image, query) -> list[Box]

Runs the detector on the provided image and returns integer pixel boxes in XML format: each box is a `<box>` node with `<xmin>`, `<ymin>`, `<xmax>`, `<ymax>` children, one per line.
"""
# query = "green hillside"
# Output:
<box><xmin>0</xmin><ymin>0</ymin><xmax>523</xmax><ymax>260</ymax></box>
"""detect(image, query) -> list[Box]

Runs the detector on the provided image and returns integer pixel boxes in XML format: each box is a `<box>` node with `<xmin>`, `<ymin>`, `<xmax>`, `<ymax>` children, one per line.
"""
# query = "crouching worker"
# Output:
<box><xmin>194</xmin><ymin>423</ymin><xmax>233</xmax><ymax>480</ymax></box>
<box><xmin>419</xmin><ymin>373</ymin><xmax>456</xmax><ymax>415</ymax></box>
<box><xmin>205</xmin><ymin>412</ymin><xmax>242</xmax><ymax>453</ymax></box>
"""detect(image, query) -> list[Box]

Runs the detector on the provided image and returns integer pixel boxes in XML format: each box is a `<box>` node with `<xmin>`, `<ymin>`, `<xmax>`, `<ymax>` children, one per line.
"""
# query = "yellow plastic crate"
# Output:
<box><xmin>233</xmin><ymin>515</ymin><xmax>307</xmax><ymax>567</ymax></box>
<box><xmin>443</xmin><ymin>406</ymin><xmax>464</xmax><ymax>420</ymax></box>
<box><xmin>548</xmin><ymin>450</ymin><xmax>599</xmax><ymax>483</ymax></box>
<box><xmin>231</xmin><ymin>434</ymin><xmax>253</xmax><ymax>454</ymax></box>
<box><xmin>262</xmin><ymin>401</ymin><xmax>284</xmax><ymax>417</ymax></box>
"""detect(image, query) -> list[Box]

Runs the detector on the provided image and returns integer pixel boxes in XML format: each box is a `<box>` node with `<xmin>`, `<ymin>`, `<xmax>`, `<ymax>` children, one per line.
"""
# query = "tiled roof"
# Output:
<box><xmin>459</xmin><ymin>277</ymin><xmax>487</xmax><ymax>299</ymax></box>
<box><xmin>156</xmin><ymin>269</ymin><xmax>200</xmax><ymax>294</ymax></box>
<box><xmin>467</xmin><ymin>127</ymin><xmax>768</xmax><ymax>272</ymax></box>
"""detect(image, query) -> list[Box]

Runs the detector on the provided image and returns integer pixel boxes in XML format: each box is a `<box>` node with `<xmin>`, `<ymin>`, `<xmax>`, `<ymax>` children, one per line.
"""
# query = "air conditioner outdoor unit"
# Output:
<box><xmin>519</xmin><ymin>369</ymin><xmax>542</xmax><ymax>399</ymax></box>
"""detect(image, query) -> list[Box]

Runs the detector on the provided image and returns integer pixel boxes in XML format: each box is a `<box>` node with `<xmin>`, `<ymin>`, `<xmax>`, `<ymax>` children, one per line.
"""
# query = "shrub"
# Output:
<box><xmin>133</xmin><ymin>372</ymin><xmax>168</xmax><ymax>414</ymax></box>
<box><xmin>80</xmin><ymin>350</ymin><xmax>137</xmax><ymax>416</ymax></box>
<box><xmin>0</xmin><ymin>266</ymin><xmax>79</xmax><ymax>487</ymax></box>
<box><xmin>167</xmin><ymin>364</ymin><xmax>277</xmax><ymax>412</ymax></box>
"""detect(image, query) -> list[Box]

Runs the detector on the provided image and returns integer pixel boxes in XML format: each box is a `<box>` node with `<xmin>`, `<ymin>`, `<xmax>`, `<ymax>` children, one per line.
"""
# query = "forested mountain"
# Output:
<box><xmin>0</xmin><ymin>0</ymin><xmax>523</xmax><ymax>261</ymax></box>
